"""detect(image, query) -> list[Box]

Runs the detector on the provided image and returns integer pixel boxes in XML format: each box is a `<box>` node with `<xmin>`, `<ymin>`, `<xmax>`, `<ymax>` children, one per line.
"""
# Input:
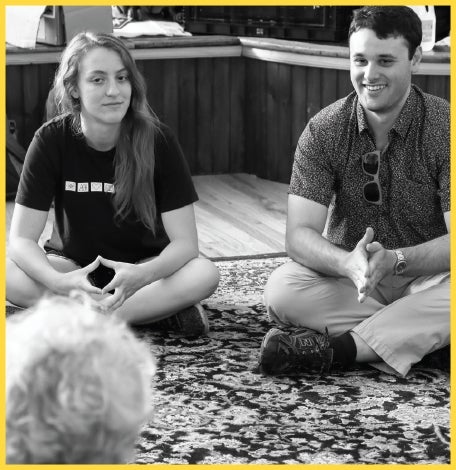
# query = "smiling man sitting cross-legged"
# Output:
<box><xmin>259</xmin><ymin>6</ymin><xmax>449</xmax><ymax>378</ymax></box>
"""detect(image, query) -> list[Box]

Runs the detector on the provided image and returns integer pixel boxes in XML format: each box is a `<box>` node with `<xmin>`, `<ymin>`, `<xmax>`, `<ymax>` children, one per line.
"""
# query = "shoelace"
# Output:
<box><xmin>283</xmin><ymin>327</ymin><xmax>332</xmax><ymax>377</ymax></box>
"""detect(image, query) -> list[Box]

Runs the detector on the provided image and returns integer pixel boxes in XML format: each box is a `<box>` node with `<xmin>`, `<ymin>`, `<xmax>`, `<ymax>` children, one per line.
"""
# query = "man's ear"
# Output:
<box><xmin>411</xmin><ymin>46</ymin><xmax>422</xmax><ymax>72</ymax></box>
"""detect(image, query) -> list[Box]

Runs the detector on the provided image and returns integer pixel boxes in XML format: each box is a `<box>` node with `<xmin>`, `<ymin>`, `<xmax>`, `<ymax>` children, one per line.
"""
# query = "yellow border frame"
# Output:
<box><xmin>2</xmin><ymin>2</ymin><xmax>453</xmax><ymax>469</ymax></box>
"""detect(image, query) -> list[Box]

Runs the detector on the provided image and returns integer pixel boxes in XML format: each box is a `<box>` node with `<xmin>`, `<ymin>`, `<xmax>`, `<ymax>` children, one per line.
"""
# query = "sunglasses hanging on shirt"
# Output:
<box><xmin>362</xmin><ymin>150</ymin><xmax>382</xmax><ymax>205</ymax></box>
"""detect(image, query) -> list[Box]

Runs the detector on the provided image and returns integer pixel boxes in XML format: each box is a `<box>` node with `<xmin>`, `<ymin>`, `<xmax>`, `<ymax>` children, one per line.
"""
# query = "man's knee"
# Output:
<box><xmin>264</xmin><ymin>265</ymin><xmax>290</xmax><ymax>324</ymax></box>
<box><xmin>264</xmin><ymin>261</ymin><xmax>319</xmax><ymax>326</ymax></box>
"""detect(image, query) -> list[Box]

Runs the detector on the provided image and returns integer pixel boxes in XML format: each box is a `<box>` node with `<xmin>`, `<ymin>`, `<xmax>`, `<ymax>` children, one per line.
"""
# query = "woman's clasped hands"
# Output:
<box><xmin>55</xmin><ymin>255</ymin><xmax>152</xmax><ymax>313</ymax></box>
<box><xmin>97</xmin><ymin>256</ymin><xmax>152</xmax><ymax>312</ymax></box>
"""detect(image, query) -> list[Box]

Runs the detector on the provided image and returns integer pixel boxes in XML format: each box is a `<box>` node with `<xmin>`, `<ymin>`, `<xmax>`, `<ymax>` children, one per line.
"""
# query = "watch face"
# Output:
<box><xmin>396</xmin><ymin>261</ymin><xmax>406</xmax><ymax>274</ymax></box>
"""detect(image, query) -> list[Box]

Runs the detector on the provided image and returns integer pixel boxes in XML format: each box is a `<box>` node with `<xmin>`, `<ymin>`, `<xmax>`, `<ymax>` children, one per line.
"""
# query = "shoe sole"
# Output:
<box><xmin>174</xmin><ymin>303</ymin><xmax>209</xmax><ymax>338</ymax></box>
<box><xmin>258</xmin><ymin>327</ymin><xmax>286</xmax><ymax>374</ymax></box>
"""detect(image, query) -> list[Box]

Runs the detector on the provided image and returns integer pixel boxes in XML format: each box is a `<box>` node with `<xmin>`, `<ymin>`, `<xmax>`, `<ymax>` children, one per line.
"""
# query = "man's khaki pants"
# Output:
<box><xmin>264</xmin><ymin>261</ymin><xmax>450</xmax><ymax>376</ymax></box>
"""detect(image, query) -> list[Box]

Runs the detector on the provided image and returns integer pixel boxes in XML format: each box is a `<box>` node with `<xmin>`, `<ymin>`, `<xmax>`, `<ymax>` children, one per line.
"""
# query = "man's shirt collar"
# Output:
<box><xmin>355</xmin><ymin>85</ymin><xmax>417</xmax><ymax>139</ymax></box>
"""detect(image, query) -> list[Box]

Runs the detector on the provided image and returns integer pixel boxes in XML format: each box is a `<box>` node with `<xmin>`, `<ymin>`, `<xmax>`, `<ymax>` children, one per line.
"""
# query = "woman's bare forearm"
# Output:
<box><xmin>137</xmin><ymin>238</ymin><xmax>199</xmax><ymax>285</ymax></box>
<box><xmin>8</xmin><ymin>238</ymin><xmax>62</xmax><ymax>289</ymax></box>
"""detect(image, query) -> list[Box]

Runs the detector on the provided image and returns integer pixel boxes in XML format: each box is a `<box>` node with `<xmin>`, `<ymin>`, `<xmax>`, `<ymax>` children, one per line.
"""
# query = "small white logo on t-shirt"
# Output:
<box><xmin>65</xmin><ymin>181</ymin><xmax>76</xmax><ymax>191</ymax></box>
<box><xmin>65</xmin><ymin>181</ymin><xmax>114</xmax><ymax>193</ymax></box>
<box><xmin>104</xmin><ymin>183</ymin><xmax>115</xmax><ymax>193</ymax></box>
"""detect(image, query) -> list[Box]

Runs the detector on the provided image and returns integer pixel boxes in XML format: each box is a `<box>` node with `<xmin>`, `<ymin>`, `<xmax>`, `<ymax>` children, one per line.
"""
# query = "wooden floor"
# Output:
<box><xmin>6</xmin><ymin>173</ymin><xmax>288</xmax><ymax>259</ymax></box>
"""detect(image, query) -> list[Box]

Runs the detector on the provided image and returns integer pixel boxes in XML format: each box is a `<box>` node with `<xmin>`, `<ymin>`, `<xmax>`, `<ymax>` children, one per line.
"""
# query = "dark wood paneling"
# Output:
<box><xmin>306</xmin><ymin>67</ymin><xmax>323</xmax><ymax>121</ymax></box>
<box><xmin>141</xmin><ymin>59</ymin><xmax>165</xmax><ymax>120</ymax></box>
<box><xmin>229</xmin><ymin>58</ymin><xmax>245</xmax><ymax>173</ymax></box>
<box><xmin>162</xmin><ymin>59</ymin><xmax>179</xmax><ymax>135</ymax></box>
<box><xmin>6</xmin><ymin>63</ymin><xmax>58</xmax><ymax>147</ymax></box>
<box><xmin>6</xmin><ymin>66</ymin><xmax>24</xmax><ymax>136</ymax></box>
<box><xmin>6</xmin><ymin>56</ymin><xmax>449</xmax><ymax>184</ymax></box>
<box><xmin>23</xmin><ymin>64</ymin><xmax>41</xmax><ymax>144</ymax></box>
<box><xmin>265</xmin><ymin>61</ymin><xmax>280</xmax><ymax>180</ymax></box>
<box><xmin>246</xmin><ymin>65</ymin><xmax>450</xmax><ymax>183</ymax></box>
<box><xmin>412</xmin><ymin>75</ymin><xmax>450</xmax><ymax>100</ymax></box>
<box><xmin>247</xmin><ymin>65</ymin><xmax>356</xmax><ymax>183</ymax></box>
<box><xmin>195</xmin><ymin>58</ymin><xmax>214</xmax><ymax>174</ymax></box>
<box><xmin>244</xmin><ymin>59</ymin><xmax>267</xmax><ymax>176</ymax></box>
<box><xmin>212</xmin><ymin>58</ymin><xmax>231</xmax><ymax>173</ymax></box>
<box><xmin>290</xmin><ymin>66</ymin><xmax>307</xmax><ymax>152</ymax></box>
<box><xmin>177</xmin><ymin>59</ymin><xmax>197</xmax><ymax>172</ymax></box>
<box><xmin>337</xmin><ymin>70</ymin><xmax>353</xmax><ymax>99</ymax></box>
<box><xmin>322</xmin><ymin>68</ymin><xmax>339</xmax><ymax>109</ymax></box>
<box><xmin>276</xmin><ymin>63</ymin><xmax>293</xmax><ymax>183</ymax></box>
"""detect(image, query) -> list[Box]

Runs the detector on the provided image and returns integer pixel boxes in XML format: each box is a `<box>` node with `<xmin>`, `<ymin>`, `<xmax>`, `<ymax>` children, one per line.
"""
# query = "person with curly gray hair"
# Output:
<box><xmin>6</xmin><ymin>293</ymin><xmax>156</xmax><ymax>464</ymax></box>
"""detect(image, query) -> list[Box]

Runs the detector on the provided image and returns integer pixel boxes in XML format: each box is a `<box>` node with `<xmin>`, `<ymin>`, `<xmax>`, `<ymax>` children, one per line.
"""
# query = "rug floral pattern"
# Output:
<box><xmin>132</xmin><ymin>256</ymin><xmax>450</xmax><ymax>464</ymax></box>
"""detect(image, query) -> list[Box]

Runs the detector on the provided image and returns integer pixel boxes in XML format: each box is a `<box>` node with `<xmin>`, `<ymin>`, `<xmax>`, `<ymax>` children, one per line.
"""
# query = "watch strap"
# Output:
<box><xmin>393</xmin><ymin>249</ymin><xmax>406</xmax><ymax>275</ymax></box>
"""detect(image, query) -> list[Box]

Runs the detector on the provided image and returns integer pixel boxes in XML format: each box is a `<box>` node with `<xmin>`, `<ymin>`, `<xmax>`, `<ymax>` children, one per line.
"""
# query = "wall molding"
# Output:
<box><xmin>241</xmin><ymin>46</ymin><xmax>450</xmax><ymax>76</ymax></box>
<box><xmin>7</xmin><ymin>40</ymin><xmax>449</xmax><ymax>76</ymax></box>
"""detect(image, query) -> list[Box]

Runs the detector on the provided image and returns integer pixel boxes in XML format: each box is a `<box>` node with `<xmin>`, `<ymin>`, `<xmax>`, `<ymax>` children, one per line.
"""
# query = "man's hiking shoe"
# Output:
<box><xmin>154</xmin><ymin>303</ymin><xmax>209</xmax><ymax>338</ymax></box>
<box><xmin>258</xmin><ymin>327</ymin><xmax>333</xmax><ymax>375</ymax></box>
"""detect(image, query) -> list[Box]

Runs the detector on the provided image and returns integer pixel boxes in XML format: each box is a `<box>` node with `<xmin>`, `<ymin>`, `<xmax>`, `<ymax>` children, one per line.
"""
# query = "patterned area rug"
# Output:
<box><xmin>132</xmin><ymin>256</ymin><xmax>450</xmax><ymax>464</ymax></box>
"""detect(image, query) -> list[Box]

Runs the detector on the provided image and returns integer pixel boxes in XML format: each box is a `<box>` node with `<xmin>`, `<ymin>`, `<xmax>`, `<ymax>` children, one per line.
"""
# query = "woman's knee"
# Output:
<box><xmin>185</xmin><ymin>257</ymin><xmax>220</xmax><ymax>298</ymax></box>
<box><xmin>6</xmin><ymin>258</ymin><xmax>44</xmax><ymax>307</ymax></box>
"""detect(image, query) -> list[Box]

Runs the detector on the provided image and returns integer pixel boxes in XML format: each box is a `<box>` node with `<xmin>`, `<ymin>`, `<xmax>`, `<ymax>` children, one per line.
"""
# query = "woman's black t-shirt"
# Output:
<box><xmin>16</xmin><ymin>114</ymin><xmax>198</xmax><ymax>267</ymax></box>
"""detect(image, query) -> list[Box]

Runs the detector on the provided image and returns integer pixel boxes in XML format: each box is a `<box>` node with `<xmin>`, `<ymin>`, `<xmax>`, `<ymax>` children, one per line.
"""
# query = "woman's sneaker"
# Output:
<box><xmin>258</xmin><ymin>327</ymin><xmax>334</xmax><ymax>375</ymax></box>
<box><xmin>154</xmin><ymin>303</ymin><xmax>209</xmax><ymax>338</ymax></box>
<box><xmin>6</xmin><ymin>301</ymin><xmax>25</xmax><ymax>317</ymax></box>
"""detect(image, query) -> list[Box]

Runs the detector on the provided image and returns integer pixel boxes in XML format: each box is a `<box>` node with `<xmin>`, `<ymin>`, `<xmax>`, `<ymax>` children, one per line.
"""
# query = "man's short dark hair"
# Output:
<box><xmin>348</xmin><ymin>6</ymin><xmax>422</xmax><ymax>59</ymax></box>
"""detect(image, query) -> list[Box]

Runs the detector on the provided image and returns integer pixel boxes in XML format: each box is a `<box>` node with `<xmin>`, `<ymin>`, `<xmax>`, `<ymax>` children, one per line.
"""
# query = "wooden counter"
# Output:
<box><xmin>7</xmin><ymin>35</ymin><xmax>449</xmax><ymax>73</ymax></box>
<box><xmin>6</xmin><ymin>36</ymin><xmax>243</xmax><ymax>64</ymax></box>
<box><xmin>240</xmin><ymin>37</ymin><xmax>450</xmax><ymax>75</ymax></box>
<box><xmin>6</xmin><ymin>35</ymin><xmax>450</xmax><ymax>182</ymax></box>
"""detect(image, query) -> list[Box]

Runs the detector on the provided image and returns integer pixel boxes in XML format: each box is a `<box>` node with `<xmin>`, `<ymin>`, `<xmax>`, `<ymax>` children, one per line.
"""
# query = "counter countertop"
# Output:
<box><xmin>6</xmin><ymin>35</ymin><xmax>241</xmax><ymax>54</ymax></box>
<box><xmin>7</xmin><ymin>35</ymin><xmax>450</xmax><ymax>70</ymax></box>
<box><xmin>238</xmin><ymin>36</ymin><xmax>450</xmax><ymax>64</ymax></box>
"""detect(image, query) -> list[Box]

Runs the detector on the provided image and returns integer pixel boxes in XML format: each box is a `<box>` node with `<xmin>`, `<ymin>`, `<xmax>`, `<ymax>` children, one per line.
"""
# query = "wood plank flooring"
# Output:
<box><xmin>6</xmin><ymin>173</ymin><xmax>288</xmax><ymax>259</ymax></box>
<box><xmin>193</xmin><ymin>173</ymin><xmax>287</xmax><ymax>258</ymax></box>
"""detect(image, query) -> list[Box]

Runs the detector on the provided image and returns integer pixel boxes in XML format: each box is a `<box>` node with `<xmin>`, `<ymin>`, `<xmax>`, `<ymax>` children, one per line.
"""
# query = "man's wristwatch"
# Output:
<box><xmin>393</xmin><ymin>249</ymin><xmax>407</xmax><ymax>275</ymax></box>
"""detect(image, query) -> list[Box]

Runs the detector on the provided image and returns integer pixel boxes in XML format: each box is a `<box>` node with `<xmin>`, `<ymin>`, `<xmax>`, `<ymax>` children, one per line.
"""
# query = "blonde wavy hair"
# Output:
<box><xmin>52</xmin><ymin>32</ymin><xmax>161</xmax><ymax>232</ymax></box>
<box><xmin>6</xmin><ymin>293</ymin><xmax>156</xmax><ymax>464</ymax></box>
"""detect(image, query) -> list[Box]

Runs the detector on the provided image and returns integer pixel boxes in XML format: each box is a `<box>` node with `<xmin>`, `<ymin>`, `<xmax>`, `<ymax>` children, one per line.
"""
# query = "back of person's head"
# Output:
<box><xmin>6</xmin><ymin>293</ymin><xmax>156</xmax><ymax>464</ymax></box>
<box><xmin>348</xmin><ymin>6</ymin><xmax>422</xmax><ymax>59</ymax></box>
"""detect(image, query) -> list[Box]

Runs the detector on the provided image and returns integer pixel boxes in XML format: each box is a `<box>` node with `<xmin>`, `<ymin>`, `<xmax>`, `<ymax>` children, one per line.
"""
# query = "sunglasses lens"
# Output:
<box><xmin>363</xmin><ymin>152</ymin><xmax>379</xmax><ymax>175</ymax></box>
<box><xmin>364</xmin><ymin>182</ymin><xmax>380</xmax><ymax>203</ymax></box>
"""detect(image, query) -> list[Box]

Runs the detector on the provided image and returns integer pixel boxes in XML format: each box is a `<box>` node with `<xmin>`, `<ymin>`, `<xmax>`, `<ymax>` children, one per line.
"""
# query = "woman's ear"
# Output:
<box><xmin>71</xmin><ymin>89</ymin><xmax>79</xmax><ymax>99</ymax></box>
